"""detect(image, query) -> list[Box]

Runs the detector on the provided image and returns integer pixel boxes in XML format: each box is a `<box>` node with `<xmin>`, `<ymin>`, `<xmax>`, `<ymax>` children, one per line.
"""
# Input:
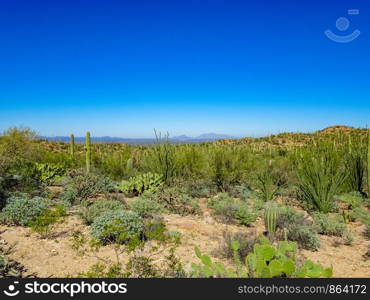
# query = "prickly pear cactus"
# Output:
<box><xmin>192</xmin><ymin>237</ymin><xmax>332</xmax><ymax>278</ymax></box>
<box><xmin>118</xmin><ymin>172</ymin><xmax>163</xmax><ymax>196</ymax></box>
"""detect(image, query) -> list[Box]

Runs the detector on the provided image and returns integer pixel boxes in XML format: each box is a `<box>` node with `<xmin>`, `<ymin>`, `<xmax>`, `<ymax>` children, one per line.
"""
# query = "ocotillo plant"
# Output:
<box><xmin>86</xmin><ymin>131</ymin><xmax>91</xmax><ymax>173</ymax></box>
<box><xmin>70</xmin><ymin>134</ymin><xmax>75</xmax><ymax>158</ymax></box>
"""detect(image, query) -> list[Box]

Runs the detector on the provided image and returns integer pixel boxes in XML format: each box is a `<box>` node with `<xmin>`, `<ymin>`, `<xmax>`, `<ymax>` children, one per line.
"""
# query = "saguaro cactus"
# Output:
<box><xmin>70</xmin><ymin>134</ymin><xmax>75</xmax><ymax>158</ymax></box>
<box><xmin>264</xmin><ymin>201</ymin><xmax>279</xmax><ymax>237</ymax></box>
<box><xmin>86</xmin><ymin>131</ymin><xmax>91</xmax><ymax>173</ymax></box>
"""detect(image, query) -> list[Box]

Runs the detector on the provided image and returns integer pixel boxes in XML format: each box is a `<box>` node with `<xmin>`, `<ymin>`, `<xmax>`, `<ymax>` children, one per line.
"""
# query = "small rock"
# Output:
<box><xmin>203</xmin><ymin>216</ymin><xmax>215</xmax><ymax>225</ymax></box>
<box><xmin>50</xmin><ymin>249</ymin><xmax>58</xmax><ymax>256</ymax></box>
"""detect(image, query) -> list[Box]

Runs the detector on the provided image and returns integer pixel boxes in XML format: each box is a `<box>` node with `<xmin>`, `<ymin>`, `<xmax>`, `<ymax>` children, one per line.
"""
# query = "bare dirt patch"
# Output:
<box><xmin>1</xmin><ymin>210</ymin><xmax>369</xmax><ymax>277</ymax></box>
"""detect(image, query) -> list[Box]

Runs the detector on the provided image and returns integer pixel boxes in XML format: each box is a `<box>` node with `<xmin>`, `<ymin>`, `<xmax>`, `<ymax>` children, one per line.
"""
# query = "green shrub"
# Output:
<box><xmin>0</xmin><ymin>246</ymin><xmax>27</xmax><ymax>277</ymax></box>
<box><xmin>0</xmin><ymin>195</ymin><xmax>50</xmax><ymax>226</ymax></box>
<box><xmin>29</xmin><ymin>204</ymin><xmax>66</xmax><ymax>236</ymax></box>
<box><xmin>145</xmin><ymin>131</ymin><xmax>177</xmax><ymax>184</ymax></box>
<box><xmin>228</xmin><ymin>185</ymin><xmax>253</xmax><ymax>201</ymax></box>
<box><xmin>255</xmin><ymin>169</ymin><xmax>281</xmax><ymax>202</ymax></box>
<box><xmin>344</xmin><ymin>146</ymin><xmax>365</xmax><ymax>194</ymax></box>
<box><xmin>342</xmin><ymin>229</ymin><xmax>354</xmax><ymax>245</ymax></box>
<box><xmin>276</xmin><ymin>206</ymin><xmax>320</xmax><ymax>251</ymax></box>
<box><xmin>94</xmin><ymin>175</ymin><xmax>117</xmax><ymax>193</ymax></box>
<box><xmin>234</xmin><ymin>205</ymin><xmax>257</xmax><ymax>226</ymax></box>
<box><xmin>312</xmin><ymin>212</ymin><xmax>346</xmax><ymax>236</ymax></box>
<box><xmin>209</xmin><ymin>146</ymin><xmax>244</xmax><ymax>191</ymax></box>
<box><xmin>130</xmin><ymin>197</ymin><xmax>164</xmax><ymax>218</ymax></box>
<box><xmin>0</xmin><ymin>175</ymin><xmax>20</xmax><ymax>209</ymax></box>
<box><xmin>35</xmin><ymin>163</ymin><xmax>66</xmax><ymax>185</ymax></box>
<box><xmin>148</xmin><ymin>186</ymin><xmax>200</xmax><ymax>216</ymax></box>
<box><xmin>59</xmin><ymin>187</ymin><xmax>79</xmax><ymax>204</ymax></box>
<box><xmin>208</xmin><ymin>193</ymin><xmax>256</xmax><ymax>225</ymax></box>
<box><xmin>297</xmin><ymin>148</ymin><xmax>346</xmax><ymax>213</ymax></box>
<box><xmin>79</xmin><ymin>199</ymin><xmax>125</xmax><ymax>225</ymax></box>
<box><xmin>180</xmin><ymin>180</ymin><xmax>216</xmax><ymax>198</ymax></box>
<box><xmin>60</xmin><ymin>169</ymin><xmax>116</xmax><ymax>205</ymax></box>
<box><xmin>215</xmin><ymin>230</ymin><xmax>258</xmax><ymax>263</ymax></box>
<box><xmin>335</xmin><ymin>192</ymin><xmax>364</xmax><ymax>209</ymax></box>
<box><xmin>352</xmin><ymin>207</ymin><xmax>370</xmax><ymax>230</ymax></box>
<box><xmin>118</xmin><ymin>172</ymin><xmax>163</xmax><ymax>196</ymax></box>
<box><xmin>90</xmin><ymin>210</ymin><xmax>144</xmax><ymax>244</ymax></box>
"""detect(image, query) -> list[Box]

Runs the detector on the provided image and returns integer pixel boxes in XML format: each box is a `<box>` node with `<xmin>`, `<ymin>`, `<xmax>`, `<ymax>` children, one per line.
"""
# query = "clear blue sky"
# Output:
<box><xmin>0</xmin><ymin>0</ymin><xmax>369</xmax><ymax>138</ymax></box>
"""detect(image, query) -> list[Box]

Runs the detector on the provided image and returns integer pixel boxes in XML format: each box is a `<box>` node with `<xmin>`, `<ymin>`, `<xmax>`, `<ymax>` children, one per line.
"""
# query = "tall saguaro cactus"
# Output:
<box><xmin>70</xmin><ymin>134</ymin><xmax>75</xmax><ymax>158</ymax></box>
<box><xmin>86</xmin><ymin>131</ymin><xmax>91</xmax><ymax>173</ymax></box>
<box><xmin>264</xmin><ymin>201</ymin><xmax>279</xmax><ymax>237</ymax></box>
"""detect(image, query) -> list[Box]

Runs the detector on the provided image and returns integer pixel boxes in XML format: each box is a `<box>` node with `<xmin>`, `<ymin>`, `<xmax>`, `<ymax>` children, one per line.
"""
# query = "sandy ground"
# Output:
<box><xmin>0</xmin><ymin>208</ymin><xmax>369</xmax><ymax>277</ymax></box>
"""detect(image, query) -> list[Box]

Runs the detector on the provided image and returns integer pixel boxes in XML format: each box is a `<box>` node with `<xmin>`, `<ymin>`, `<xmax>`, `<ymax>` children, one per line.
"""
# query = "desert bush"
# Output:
<box><xmin>0</xmin><ymin>155</ymin><xmax>14</xmax><ymax>178</ymax></box>
<box><xmin>228</xmin><ymin>185</ymin><xmax>253</xmax><ymax>201</ymax></box>
<box><xmin>130</xmin><ymin>197</ymin><xmax>164</xmax><ymax>218</ymax></box>
<box><xmin>0</xmin><ymin>175</ymin><xmax>20</xmax><ymax>209</ymax></box>
<box><xmin>207</xmin><ymin>193</ymin><xmax>256</xmax><ymax>225</ymax></box>
<box><xmin>99</xmin><ymin>149</ymin><xmax>135</xmax><ymax>180</ymax></box>
<box><xmin>342</xmin><ymin>229</ymin><xmax>354</xmax><ymax>245</ymax></box>
<box><xmin>179</xmin><ymin>179</ymin><xmax>217</xmax><ymax>198</ymax></box>
<box><xmin>209</xmin><ymin>146</ymin><xmax>245</xmax><ymax>191</ymax></box>
<box><xmin>352</xmin><ymin>207</ymin><xmax>370</xmax><ymax>231</ymax></box>
<box><xmin>90</xmin><ymin>210</ymin><xmax>144</xmax><ymax>244</ymax></box>
<box><xmin>312</xmin><ymin>212</ymin><xmax>346</xmax><ymax>236</ymax></box>
<box><xmin>35</xmin><ymin>163</ymin><xmax>66</xmax><ymax>185</ymax></box>
<box><xmin>118</xmin><ymin>172</ymin><xmax>163</xmax><ymax>196</ymax></box>
<box><xmin>0</xmin><ymin>246</ymin><xmax>28</xmax><ymax>277</ymax></box>
<box><xmin>344</xmin><ymin>151</ymin><xmax>366</xmax><ymax>194</ymax></box>
<box><xmin>276</xmin><ymin>206</ymin><xmax>320</xmax><ymax>251</ymax></box>
<box><xmin>145</xmin><ymin>132</ymin><xmax>177</xmax><ymax>184</ymax></box>
<box><xmin>29</xmin><ymin>204</ymin><xmax>66</xmax><ymax>236</ymax></box>
<box><xmin>335</xmin><ymin>192</ymin><xmax>364</xmax><ymax>209</ymax></box>
<box><xmin>296</xmin><ymin>146</ymin><xmax>347</xmax><ymax>213</ymax></box>
<box><xmin>148</xmin><ymin>186</ymin><xmax>200</xmax><ymax>216</ymax></box>
<box><xmin>0</xmin><ymin>127</ymin><xmax>41</xmax><ymax>162</ymax></box>
<box><xmin>79</xmin><ymin>199</ymin><xmax>126</xmax><ymax>225</ymax></box>
<box><xmin>60</xmin><ymin>169</ymin><xmax>116</xmax><ymax>205</ymax></box>
<box><xmin>0</xmin><ymin>195</ymin><xmax>50</xmax><ymax>226</ymax></box>
<box><xmin>255</xmin><ymin>168</ymin><xmax>282</xmax><ymax>202</ymax></box>
<box><xmin>215</xmin><ymin>230</ymin><xmax>258</xmax><ymax>263</ymax></box>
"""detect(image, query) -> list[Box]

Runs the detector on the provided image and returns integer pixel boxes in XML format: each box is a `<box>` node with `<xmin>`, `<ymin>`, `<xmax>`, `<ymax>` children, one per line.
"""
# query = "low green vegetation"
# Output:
<box><xmin>79</xmin><ymin>199</ymin><xmax>126</xmax><ymax>225</ymax></box>
<box><xmin>90</xmin><ymin>210</ymin><xmax>145</xmax><ymax>244</ymax></box>
<box><xmin>192</xmin><ymin>237</ymin><xmax>332</xmax><ymax>278</ymax></box>
<box><xmin>118</xmin><ymin>172</ymin><xmax>163</xmax><ymax>196</ymax></box>
<box><xmin>207</xmin><ymin>193</ymin><xmax>257</xmax><ymax>226</ymax></box>
<box><xmin>0</xmin><ymin>195</ymin><xmax>51</xmax><ymax>226</ymax></box>
<box><xmin>1</xmin><ymin>126</ymin><xmax>370</xmax><ymax>278</ymax></box>
<box><xmin>29</xmin><ymin>204</ymin><xmax>67</xmax><ymax>236</ymax></box>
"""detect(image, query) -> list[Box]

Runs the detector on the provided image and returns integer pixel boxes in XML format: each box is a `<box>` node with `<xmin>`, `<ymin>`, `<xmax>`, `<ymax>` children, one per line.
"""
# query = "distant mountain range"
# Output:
<box><xmin>171</xmin><ymin>133</ymin><xmax>235</xmax><ymax>141</ymax></box>
<box><xmin>40</xmin><ymin>133</ymin><xmax>237</xmax><ymax>145</ymax></box>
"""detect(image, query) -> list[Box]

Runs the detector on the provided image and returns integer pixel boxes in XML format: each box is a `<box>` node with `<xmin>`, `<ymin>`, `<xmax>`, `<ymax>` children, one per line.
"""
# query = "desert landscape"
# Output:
<box><xmin>1</xmin><ymin>125</ymin><xmax>369</xmax><ymax>278</ymax></box>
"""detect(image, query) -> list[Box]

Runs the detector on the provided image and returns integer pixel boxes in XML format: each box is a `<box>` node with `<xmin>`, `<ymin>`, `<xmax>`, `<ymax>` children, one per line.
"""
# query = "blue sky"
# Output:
<box><xmin>0</xmin><ymin>0</ymin><xmax>369</xmax><ymax>138</ymax></box>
